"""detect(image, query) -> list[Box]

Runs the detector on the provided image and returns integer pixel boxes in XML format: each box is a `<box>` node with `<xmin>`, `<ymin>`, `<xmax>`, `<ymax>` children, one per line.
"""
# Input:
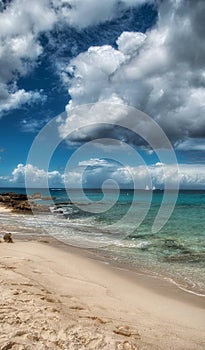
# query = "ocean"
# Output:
<box><xmin>0</xmin><ymin>187</ymin><xmax>205</xmax><ymax>296</ymax></box>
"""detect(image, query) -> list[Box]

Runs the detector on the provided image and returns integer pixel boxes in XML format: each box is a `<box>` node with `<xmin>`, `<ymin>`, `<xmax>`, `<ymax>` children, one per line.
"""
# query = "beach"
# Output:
<box><xmin>1</xmin><ymin>0</ymin><xmax>205</xmax><ymax>347</ymax></box>
<box><xmin>0</xmin><ymin>238</ymin><xmax>205</xmax><ymax>350</ymax></box>
<box><xmin>0</xmin><ymin>205</ymin><xmax>12</xmax><ymax>213</ymax></box>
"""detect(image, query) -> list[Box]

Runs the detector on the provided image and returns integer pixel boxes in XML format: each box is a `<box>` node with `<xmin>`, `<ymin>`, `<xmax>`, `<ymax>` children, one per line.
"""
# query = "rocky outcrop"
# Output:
<box><xmin>0</xmin><ymin>192</ymin><xmax>50</xmax><ymax>213</ymax></box>
<box><xmin>3</xmin><ymin>233</ymin><xmax>13</xmax><ymax>243</ymax></box>
<box><xmin>28</xmin><ymin>192</ymin><xmax>55</xmax><ymax>200</ymax></box>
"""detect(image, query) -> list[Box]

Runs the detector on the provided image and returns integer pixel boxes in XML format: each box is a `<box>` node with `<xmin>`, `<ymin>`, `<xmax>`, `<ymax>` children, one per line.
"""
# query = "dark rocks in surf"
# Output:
<box><xmin>162</xmin><ymin>252</ymin><xmax>205</xmax><ymax>263</ymax></box>
<box><xmin>0</xmin><ymin>193</ymin><xmax>27</xmax><ymax>201</ymax></box>
<box><xmin>163</xmin><ymin>239</ymin><xmax>185</xmax><ymax>250</ymax></box>
<box><xmin>0</xmin><ymin>192</ymin><xmax>50</xmax><ymax>214</ymax></box>
<box><xmin>28</xmin><ymin>192</ymin><xmax>56</xmax><ymax>200</ymax></box>
<box><xmin>3</xmin><ymin>233</ymin><xmax>13</xmax><ymax>243</ymax></box>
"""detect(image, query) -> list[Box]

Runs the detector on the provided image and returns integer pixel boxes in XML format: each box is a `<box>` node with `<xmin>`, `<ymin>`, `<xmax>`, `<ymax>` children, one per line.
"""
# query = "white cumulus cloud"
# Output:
<box><xmin>0</xmin><ymin>0</ymin><xmax>56</xmax><ymax>113</ymax></box>
<box><xmin>1</xmin><ymin>160</ymin><xmax>204</xmax><ymax>189</ymax></box>
<box><xmin>60</xmin><ymin>0</ymin><xmax>205</xmax><ymax>151</ymax></box>
<box><xmin>82</xmin><ymin>162</ymin><xmax>205</xmax><ymax>189</ymax></box>
<box><xmin>0</xmin><ymin>88</ymin><xmax>45</xmax><ymax>114</ymax></box>
<box><xmin>73</xmin><ymin>160</ymin><xmax>205</xmax><ymax>189</ymax></box>
<box><xmin>0</xmin><ymin>0</ymin><xmax>150</xmax><ymax>115</ymax></box>
<box><xmin>10</xmin><ymin>163</ymin><xmax>63</xmax><ymax>188</ymax></box>
<box><xmin>52</xmin><ymin>0</ymin><xmax>153</xmax><ymax>29</ymax></box>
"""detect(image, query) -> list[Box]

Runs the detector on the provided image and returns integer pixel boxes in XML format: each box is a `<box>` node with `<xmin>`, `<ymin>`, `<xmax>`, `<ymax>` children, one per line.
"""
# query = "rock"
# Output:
<box><xmin>116</xmin><ymin>341</ymin><xmax>136</xmax><ymax>350</ymax></box>
<box><xmin>0</xmin><ymin>192</ymin><xmax>27</xmax><ymax>201</ymax></box>
<box><xmin>29</xmin><ymin>192</ymin><xmax>42</xmax><ymax>199</ymax></box>
<box><xmin>163</xmin><ymin>252</ymin><xmax>205</xmax><ymax>263</ymax></box>
<box><xmin>114</xmin><ymin>326</ymin><xmax>140</xmax><ymax>339</ymax></box>
<box><xmin>0</xmin><ymin>191</ymin><xmax>50</xmax><ymax>213</ymax></box>
<box><xmin>0</xmin><ymin>195</ymin><xmax>11</xmax><ymax>203</ymax></box>
<box><xmin>0</xmin><ymin>192</ymin><xmax>31</xmax><ymax>212</ymax></box>
<box><xmin>1</xmin><ymin>342</ymin><xmax>16</xmax><ymax>350</ymax></box>
<box><xmin>14</xmin><ymin>330</ymin><xmax>27</xmax><ymax>336</ymax></box>
<box><xmin>28</xmin><ymin>192</ymin><xmax>55</xmax><ymax>200</ymax></box>
<box><xmin>114</xmin><ymin>326</ymin><xmax>132</xmax><ymax>337</ymax></box>
<box><xmin>3</xmin><ymin>233</ymin><xmax>13</xmax><ymax>243</ymax></box>
<box><xmin>123</xmin><ymin>342</ymin><xmax>133</xmax><ymax>350</ymax></box>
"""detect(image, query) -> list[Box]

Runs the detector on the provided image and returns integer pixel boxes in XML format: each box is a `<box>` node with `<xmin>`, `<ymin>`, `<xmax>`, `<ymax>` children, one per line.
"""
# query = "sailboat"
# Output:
<box><xmin>145</xmin><ymin>185</ymin><xmax>156</xmax><ymax>191</ymax></box>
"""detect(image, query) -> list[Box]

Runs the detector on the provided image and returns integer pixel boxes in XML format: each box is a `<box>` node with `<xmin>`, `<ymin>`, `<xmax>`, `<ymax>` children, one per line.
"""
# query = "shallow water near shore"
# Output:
<box><xmin>0</xmin><ymin>187</ymin><xmax>205</xmax><ymax>296</ymax></box>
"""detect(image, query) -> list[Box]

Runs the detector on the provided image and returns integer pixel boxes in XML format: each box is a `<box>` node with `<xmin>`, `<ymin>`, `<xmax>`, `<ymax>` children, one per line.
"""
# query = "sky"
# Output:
<box><xmin>0</xmin><ymin>0</ymin><xmax>205</xmax><ymax>189</ymax></box>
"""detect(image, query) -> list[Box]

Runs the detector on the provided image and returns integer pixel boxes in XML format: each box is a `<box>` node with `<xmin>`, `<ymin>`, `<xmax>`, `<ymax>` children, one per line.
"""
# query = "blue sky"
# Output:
<box><xmin>0</xmin><ymin>0</ymin><xmax>205</xmax><ymax>189</ymax></box>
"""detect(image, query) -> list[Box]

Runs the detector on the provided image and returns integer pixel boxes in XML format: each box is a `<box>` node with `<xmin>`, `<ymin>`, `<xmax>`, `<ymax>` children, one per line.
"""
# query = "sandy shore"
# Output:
<box><xmin>0</xmin><ymin>205</ymin><xmax>11</xmax><ymax>213</ymax></box>
<box><xmin>0</xmin><ymin>240</ymin><xmax>204</xmax><ymax>350</ymax></box>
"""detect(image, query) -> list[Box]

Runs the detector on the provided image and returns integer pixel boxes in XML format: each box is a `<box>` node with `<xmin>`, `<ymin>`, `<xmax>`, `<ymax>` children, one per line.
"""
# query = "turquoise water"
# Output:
<box><xmin>1</xmin><ymin>188</ymin><xmax>205</xmax><ymax>295</ymax></box>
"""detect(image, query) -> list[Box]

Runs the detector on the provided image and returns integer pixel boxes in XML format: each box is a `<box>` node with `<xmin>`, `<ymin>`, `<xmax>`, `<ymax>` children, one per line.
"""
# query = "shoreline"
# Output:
<box><xmin>0</xmin><ymin>190</ymin><xmax>205</xmax><ymax>299</ymax></box>
<box><xmin>36</xmin><ymin>239</ymin><xmax>205</xmax><ymax>306</ymax></box>
<box><xmin>11</xmin><ymin>232</ymin><xmax>205</xmax><ymax>300</ymax></box>
<box><xmin>0</xmin><ymin>239</ymin><xmax>204</xmax><ymax>349</ymax></box>
<box><xmin>0</xmin><ymin>201</ymin><xmax>205</xmax><ymax>299</ymax></box>
<box><xmin>46</xmin><ymin>235</ymin><xmax>205</xmax><ymax>302</ymax></box>
<box><xmin>0</xmin><ymin>203</ymin><xmax>12</xmax><ymax>213</ymax></box>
